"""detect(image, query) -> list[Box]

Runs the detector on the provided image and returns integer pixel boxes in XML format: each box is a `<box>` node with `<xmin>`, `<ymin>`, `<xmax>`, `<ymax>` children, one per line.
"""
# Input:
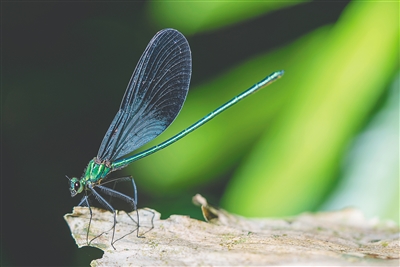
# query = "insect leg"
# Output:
<box><xmin>78</xmin><ymin>193</ymin><xmax>93</xmax><ymax>246</ymax></box>
<box><xmin>96</xmin><ymin>184</ymin><xmax>139</xmax><ymax>246</ymax></box>
<box><xmin>88</xmin><ymin>184</ymin><xmax>117</xmax><ymax>250</ymax></box>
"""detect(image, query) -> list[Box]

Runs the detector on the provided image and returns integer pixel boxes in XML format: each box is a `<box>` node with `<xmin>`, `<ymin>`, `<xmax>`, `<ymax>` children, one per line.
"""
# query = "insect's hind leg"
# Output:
<box><xmin>92</xmin><ymin>176</ymin><xmax>155</xmax><ymax>247</ymax></box>
<box><xmin>126</xmin><ymin>207</ymin><xmax>155</xmax><ymax>237</ymax></box>
<box><xmin>130</xmin><ymin>176</ymin><xmax>139</xmax><ymax>237</ymax></box>
<box><xmin>98</xmin><ymin>176</ymin><xmax>140</xmax><ymax>236</ymax></box>
<box><xmin>125</xmin><ymin>177</ymin><xmax>154</xmax><ymax>237</ymax></box>
<box><xmin>96</xmin><ymin>181</ymin><xmax>140</xmax><ymax>246</ymax></box>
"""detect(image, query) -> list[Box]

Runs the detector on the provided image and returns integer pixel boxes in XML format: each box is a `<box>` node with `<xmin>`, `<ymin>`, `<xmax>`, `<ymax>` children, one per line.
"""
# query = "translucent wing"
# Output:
<box><xmin>97</xmin><ymin>29</ymin><xmax>192</xmax><ymax>162</ymax></box>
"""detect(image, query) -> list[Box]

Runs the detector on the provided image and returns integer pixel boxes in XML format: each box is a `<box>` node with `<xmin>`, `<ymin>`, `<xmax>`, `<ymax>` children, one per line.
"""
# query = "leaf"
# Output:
<box><xmin>148</xmin><ymin>1</ymin><xmax>304</xmax><ymax>34</ymax></box>
<box><xmin>222</xmin><ymin>0</ymin><xmax>399</xmax><ymax>217</ymax></box>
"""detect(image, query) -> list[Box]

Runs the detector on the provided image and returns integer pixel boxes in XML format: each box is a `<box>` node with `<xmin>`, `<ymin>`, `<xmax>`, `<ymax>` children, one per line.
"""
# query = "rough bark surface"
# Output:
<box><xmin>64</xmin><ymin>194</ymin><xmax>399</xmax><ymax>266</ymax></box>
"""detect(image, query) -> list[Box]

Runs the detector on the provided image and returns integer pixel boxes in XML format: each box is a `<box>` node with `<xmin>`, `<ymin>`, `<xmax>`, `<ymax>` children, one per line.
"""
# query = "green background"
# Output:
<box><xmin>2</xmin><ymin>1</ymin><xmax>398</xmax><ymax>266</ymax></box>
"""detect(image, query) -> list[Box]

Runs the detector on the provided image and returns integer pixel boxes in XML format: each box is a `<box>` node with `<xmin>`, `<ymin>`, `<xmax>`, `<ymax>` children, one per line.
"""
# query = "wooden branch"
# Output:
<box><xmin>64</xmin><ymin>194</ymin><xmax>399</xmax><ymax>266</ymax></box>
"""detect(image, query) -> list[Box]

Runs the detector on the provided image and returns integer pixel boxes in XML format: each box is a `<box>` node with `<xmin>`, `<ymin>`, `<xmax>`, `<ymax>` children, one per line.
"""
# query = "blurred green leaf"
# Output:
<box><xmin>148</xmin><ymin>0</ymin><xmax>306</xmax><ymax>34</ymax></box>
<box><xmin>321</xmin><ymin>74</ymin><xmax>399</xmax><ymax>223</ymax></box>
<box><xmin>222</xmin><ymin>1</ymin><xmax>399</xmax><ymax>217</ymax></box>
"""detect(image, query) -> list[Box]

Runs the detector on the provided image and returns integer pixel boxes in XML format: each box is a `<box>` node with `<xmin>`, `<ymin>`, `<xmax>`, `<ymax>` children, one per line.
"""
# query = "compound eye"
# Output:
<box><xmin>74</xmin><ymin>181</ymin><xmax>80</xmax><ymax>191</ymax></box>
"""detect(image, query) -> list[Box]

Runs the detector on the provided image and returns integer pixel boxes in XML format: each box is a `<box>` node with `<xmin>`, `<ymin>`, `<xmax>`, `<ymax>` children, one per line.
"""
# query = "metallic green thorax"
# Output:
<box><xmin>83</xmin><ymin>158</ymin><xmax>111</xmax><ymax>183</ymax></box>
<box><xmin>69</xmin><ymin>158</ymin><xmax>111</xmax><ymax>197</ymax></box>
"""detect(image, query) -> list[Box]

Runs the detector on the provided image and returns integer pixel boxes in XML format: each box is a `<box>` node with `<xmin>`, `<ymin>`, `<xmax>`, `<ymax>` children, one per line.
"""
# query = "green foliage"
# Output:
<box><xmin>130</xmin><ymin>1</ymin><xmax>399</xmax><ymax>222</ymax></box>
<box><xmin>149</xmin><ymin>1</ymin><xmax>305</xmax><ymax>34</ymax></box>
<box><xmin>222</xmin><ymin>1</ymin><xmax>398</xmax><ymax>217</ymax></box>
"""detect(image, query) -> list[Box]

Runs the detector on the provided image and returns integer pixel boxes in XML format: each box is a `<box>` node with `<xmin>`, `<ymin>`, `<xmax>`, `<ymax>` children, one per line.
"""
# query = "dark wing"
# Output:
<box><xmin>97</xmin><ymin>29</ymin><xmax>191</xmax><ymax>162</ymax></box>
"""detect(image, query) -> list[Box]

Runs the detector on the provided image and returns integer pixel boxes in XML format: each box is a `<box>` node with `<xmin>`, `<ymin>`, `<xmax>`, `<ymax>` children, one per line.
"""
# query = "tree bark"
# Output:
<box><xmin>64</xmin><ymin>194</ymin><xmax>399</xmax><ymax>266</ymax></box>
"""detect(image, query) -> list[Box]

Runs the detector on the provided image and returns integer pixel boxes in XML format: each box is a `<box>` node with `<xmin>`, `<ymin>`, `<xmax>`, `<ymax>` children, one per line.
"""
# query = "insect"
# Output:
<box><xmin>67</xmin><ymin>28</ymin><xmax>283</xmax><ymax>249</ymax></box>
